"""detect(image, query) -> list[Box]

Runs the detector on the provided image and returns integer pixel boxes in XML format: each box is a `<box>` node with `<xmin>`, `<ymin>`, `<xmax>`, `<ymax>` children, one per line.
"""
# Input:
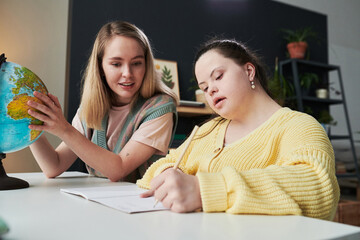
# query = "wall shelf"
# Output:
<box><xmin>279</xmin><ymin>58</ymin><xmax>360</xmax><ymax>183</ymax></box>
<box><xmin>177</xmin><ymin>106</ymin><xmax>215</xmax><ymax>117</ymax></box>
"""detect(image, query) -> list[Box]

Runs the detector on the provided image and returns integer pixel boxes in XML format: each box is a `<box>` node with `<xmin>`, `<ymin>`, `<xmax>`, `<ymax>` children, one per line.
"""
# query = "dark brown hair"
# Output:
<box><xmin>190</xmin><ymin>38</ymin><xmax>271</xmax><ymax>140</ymax></box>
<box><xmin>193</xmin><ymin>38</ymin><xmax>270</xmax><ymax>96</ymax></box>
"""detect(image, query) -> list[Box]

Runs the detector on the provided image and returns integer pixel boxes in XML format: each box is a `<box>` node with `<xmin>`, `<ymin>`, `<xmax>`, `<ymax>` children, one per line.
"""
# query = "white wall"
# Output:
<box><xmin>0</xmin><ymin>0</ymin><xmax>69</xmax><ymax>172</ymax></box>
<box><xmin>274</xmin><ymin>0</ymin><xmax>360</xmax><ymax>144</ymax></box>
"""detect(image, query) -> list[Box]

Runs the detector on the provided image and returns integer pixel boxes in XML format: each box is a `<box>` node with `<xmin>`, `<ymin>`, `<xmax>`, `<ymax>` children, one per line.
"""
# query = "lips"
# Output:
<box><xmin>213</xmin><ymin>97</ymin><xmax>225</xmax><ymax>107</ymax></box>
<box><xmin>119</xmin><ymin>82</ymin><xmax>134</xmax><ymax>86</ymax></box>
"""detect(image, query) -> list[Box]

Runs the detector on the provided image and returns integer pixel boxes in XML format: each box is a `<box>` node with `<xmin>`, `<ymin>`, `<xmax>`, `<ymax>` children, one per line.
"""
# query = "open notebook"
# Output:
<box><xmin>61</xmin><ymin>184</ymin><xmax>168</xmax><ymax>213</ymax></box>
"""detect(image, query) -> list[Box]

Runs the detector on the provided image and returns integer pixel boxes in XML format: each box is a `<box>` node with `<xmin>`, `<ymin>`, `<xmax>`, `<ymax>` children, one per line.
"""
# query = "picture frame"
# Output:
<box><xmin>154</xmin><ymin>59</ymin><xmax>180</xmax><ymax>99</ymax></box>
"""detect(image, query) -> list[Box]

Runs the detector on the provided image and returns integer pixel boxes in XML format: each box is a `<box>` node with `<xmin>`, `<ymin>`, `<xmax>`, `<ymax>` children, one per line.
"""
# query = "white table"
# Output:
<box><xmin>1</xmin><ymin>172</ymin><xmax>360</xmax><ymax>240</ymax></box>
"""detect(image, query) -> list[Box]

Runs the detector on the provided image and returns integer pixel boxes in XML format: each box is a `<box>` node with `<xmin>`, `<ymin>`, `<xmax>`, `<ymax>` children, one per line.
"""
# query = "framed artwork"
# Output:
<box><xmin>154</xmin><ymin>59</ymin><xmax>180</xmax><ymax>99</ymax></box>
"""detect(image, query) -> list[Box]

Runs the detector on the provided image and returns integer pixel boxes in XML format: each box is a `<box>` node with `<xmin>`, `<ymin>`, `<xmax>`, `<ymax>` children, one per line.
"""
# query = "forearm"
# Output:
<box><xmin>59</xmin><ymin>125</ymin><xmax>126</xmax><ymax>181</ymax></box>
<box><xmin>29</xmin><ymin>135</ymin><xmax>63</xmax><ymax>178</ymax></box>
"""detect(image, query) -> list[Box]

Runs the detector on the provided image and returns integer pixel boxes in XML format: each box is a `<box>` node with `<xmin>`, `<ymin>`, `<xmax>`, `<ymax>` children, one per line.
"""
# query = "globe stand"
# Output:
<box><xmin>0</xmin><ymin>53</ymin><xmax>6</xmax><ymax>66</ymax></box>
<box><xmin>0</xmin><ymin>153</ymin><xmax>29</xmax><ymax>190</ymax></box>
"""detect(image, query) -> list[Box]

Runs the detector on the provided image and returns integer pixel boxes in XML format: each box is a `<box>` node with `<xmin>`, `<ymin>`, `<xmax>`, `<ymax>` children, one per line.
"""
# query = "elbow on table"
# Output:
<box><xmin>106</xmin><ymin>158</ymin><xmax>129</xmax><ymax>182</ymax></box>
<box><xmin>42</xmin><ymin>169</ymin><xmax>63</xmax><ymax>179</ymax></box>
<box><xmin>108</xmin><ymin>176</ymin><xmax>121</xmax><ymax>182</ymax></box>
<box><xmin>107</xmin><ymin>171</ymin><xmax>127</xmax><ymax>182</ymax></box>
<box><xmin>44</xmin><ymin>173</ymin><xmax>60</xmax><ymax>178</ymax></box>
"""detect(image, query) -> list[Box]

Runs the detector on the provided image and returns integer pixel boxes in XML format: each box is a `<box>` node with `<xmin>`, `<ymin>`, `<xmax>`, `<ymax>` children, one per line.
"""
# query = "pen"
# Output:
<box><xmin>153</xmin><ymin>125</ymin><xmax>199</xmax><ymax>208</ymax></box>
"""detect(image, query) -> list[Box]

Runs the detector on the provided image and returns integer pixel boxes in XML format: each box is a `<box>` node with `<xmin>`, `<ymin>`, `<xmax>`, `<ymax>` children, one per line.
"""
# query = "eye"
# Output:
<box><xmin>111</xmin><ymin>63</ymin><xmax>120</xmax><ymax>67</ymax></box>
<box><xmin>216</xmin><ymin>73</ymin><xmax>223</xmax><ymax>80</ymax></box>
<box><xmin>132</xmin><ymin>61</ymin><xmax>143</xmax><ymax>66</ymax></box>
<box><xmin>202</xmin><ymin>87</ymin><xmax>208</xmax><ymax>93</ymax></box>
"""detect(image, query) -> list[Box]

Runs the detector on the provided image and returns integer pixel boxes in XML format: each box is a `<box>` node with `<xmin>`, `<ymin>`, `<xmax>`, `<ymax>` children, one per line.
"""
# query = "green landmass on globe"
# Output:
<box><xmin>0</xmin><ymin>55</ymin><xmax>48</xmax><ymax>153</ymax></box>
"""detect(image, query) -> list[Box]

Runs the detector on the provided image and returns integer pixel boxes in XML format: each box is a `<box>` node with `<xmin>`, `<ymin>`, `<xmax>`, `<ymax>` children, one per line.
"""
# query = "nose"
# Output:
<box><xmin>122</xmin><ymin>64</ymin><xmax>132</xmax><ymax>79</ymax></box>
<box><xmin>208</xmin><ymin>83</ymin><xmax>218</xmax><ymax>97</ymax></box>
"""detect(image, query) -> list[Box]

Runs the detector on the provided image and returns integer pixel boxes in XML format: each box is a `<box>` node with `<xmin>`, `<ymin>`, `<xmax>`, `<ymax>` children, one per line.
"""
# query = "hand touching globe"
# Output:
<box><xmin>0</xmin><ymin>53</ymin><xmax>48</xmax><ymax>190</ymax></box>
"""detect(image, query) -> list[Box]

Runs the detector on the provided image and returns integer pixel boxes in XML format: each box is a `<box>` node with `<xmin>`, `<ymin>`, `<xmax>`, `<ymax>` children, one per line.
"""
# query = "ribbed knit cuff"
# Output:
<box><xmin>137</xmin><ymin>163</ymin><xmax>174</xmax><ymax>189</ymax></box>
<box><xmin>197</xmin><ymin>172</ymin><xmax>227</xmax><ymax>212</ymax></box>
<box><xmin>154</xmin><ymin>163</ymin><xmax>177</xmax><ymax>176</ymax></box>
<box><xmin>137</xmin><ymin>163</ymin><xmax>186</xmax><ymax>189</ymax></box>
<box><xmin>136</xmin><ymin>178</ymin><xmax>149</xmax><ymax>189</ymax></box>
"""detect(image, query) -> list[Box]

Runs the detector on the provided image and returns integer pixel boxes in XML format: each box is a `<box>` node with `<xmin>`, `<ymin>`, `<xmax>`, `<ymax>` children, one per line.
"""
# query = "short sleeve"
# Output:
<box><xmin>71</xmin><ymin>109</ymin><xmax>91</xmax><ymax>138</ymax></box>
<box><xmin>131</xmin><ymin>112</ymin><xmax>174</xmax><ymax>155</ymax></box>
<box><xmin>71</xmin><ymin>109</ymin><xmax>84</xmax><ymax>134</ymax></box>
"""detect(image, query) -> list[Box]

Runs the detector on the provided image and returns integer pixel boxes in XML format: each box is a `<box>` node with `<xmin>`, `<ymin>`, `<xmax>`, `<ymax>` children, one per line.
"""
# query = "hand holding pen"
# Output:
<box><xmin>140</xmin><ymin>126</ymin><xmax>202</xmax><ymax>212</ymax></box>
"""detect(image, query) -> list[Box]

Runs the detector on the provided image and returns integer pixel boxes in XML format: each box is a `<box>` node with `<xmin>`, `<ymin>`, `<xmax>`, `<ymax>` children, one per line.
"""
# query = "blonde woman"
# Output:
<box><xmin>28</xmin><ymin>21</ymin><xmax>178</xmax><ymax>182</ymax></box>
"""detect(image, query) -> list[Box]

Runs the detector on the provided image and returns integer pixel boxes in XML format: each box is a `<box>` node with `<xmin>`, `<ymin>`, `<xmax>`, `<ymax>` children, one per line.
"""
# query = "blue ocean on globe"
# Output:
<box><xmin>0</xmin><ymin>61</ymin><xmax>48</xmax><ymax>153</ymax></box>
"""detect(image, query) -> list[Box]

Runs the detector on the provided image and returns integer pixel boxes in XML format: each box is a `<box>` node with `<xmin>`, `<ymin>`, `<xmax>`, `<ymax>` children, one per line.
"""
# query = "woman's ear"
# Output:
<box><xmin>245</xmin><ymin>63</ymin><xmax>256</xmax><ymax>81</ymax></box>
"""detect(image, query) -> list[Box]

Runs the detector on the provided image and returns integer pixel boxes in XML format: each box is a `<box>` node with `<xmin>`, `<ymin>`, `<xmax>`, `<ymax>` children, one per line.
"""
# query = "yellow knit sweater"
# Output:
<box><xmin>137</xmin><ymin>108</ymin><xmax>340</xmax><ymax>220</ymax></box>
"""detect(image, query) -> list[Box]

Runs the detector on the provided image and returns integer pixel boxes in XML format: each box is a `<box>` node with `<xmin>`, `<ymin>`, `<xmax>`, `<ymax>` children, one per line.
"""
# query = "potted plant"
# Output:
<box><xmin>317</xmin><ymin>109</ymin><xmax>337</xmax><ymax>135</ymax></box>
<box><xmin>315</xmin><ymin>81</ymin><xmax>330</xmax><ymax>99</ymax></box>
<box><xmin>188</xmin><ymin>77</ymin><xmax>200</xmax><ymax>100</ymax></box>
<box><xmin>315</xmin><ymin>81</ymin><xmax>342</xmax><ymax>99</ymax></box>
<box><xmin>268</xmin><ymin>57</ymin><xmax>294</xmax><ymax>106</ymax></box>
<box><xmin>299</xmin><ymin>72</ymin><xmax>319</xmax><ymax>95</ymax></box>
<box><xmin>315</xmin><ymin>88</ymin><xmax>328</xmax><ymax>99</ymax></box>
<box><xmin>187</xmin><ymin>77</ymin><xmax>209</xmax><ymax>107</ymax></box>
<box><xmin>281</xmin><ymin>26</ymin><xmax>318</xmax><ymax>59</ymax></box>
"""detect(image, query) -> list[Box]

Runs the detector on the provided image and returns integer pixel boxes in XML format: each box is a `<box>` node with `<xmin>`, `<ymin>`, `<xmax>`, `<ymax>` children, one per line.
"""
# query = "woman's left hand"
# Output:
<box><xmin>27</xmin><ymin>91</ymin><xmax>71</xmax><ymax>138</ymax></box>
<box><xmin>141</xmin><ymin>168</ymin><xmax>202</xmax><ymax>213</ymax></box>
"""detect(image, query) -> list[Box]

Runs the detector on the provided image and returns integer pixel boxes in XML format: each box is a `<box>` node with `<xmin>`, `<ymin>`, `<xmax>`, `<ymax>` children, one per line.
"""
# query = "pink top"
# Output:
<box><xmin>72</xmin><ymin>104</ymin><xmax>174</xmax><ymax>155</ymax></box>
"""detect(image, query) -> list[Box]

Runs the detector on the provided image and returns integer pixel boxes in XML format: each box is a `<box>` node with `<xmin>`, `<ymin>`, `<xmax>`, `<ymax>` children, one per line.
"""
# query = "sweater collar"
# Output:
<box><xmin>215</xmin><ymin>107</ymin><xmax>290</xmax><ymax>148</ymax></box>
<box><xmin>215</xmin><ymin>119</ymin><xmax>231</xmax><ymax>149</ymax></box>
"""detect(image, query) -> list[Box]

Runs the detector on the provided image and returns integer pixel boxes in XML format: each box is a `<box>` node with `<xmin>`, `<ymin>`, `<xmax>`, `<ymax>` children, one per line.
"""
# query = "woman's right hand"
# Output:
<box><xmin>140</xmin><ymin>168</ymin><xmax>202</xmax><ymax>213</ymax></box>
<box><xmin>27</xmin><ymin>91</ymin><xmax>72</xmax><ymax>138</ymax></box>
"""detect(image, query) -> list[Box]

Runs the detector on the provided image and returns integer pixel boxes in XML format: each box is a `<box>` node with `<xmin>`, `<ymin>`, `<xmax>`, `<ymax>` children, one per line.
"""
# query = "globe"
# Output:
<box><xmin>0</xmin><ymin>57</ymin><xmax>48</xmax><ymax>153</ymax></box>
<box><xmin>0</xmin><ymin>53</ymin><xmax>48</xmax><ymax>190</ymax></box>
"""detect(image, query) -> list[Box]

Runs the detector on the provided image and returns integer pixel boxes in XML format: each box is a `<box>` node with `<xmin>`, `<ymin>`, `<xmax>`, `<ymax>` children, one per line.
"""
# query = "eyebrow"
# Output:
<box><xmin>107</xmin><ymin>55</ymin><xmax>144</xmax><ymax>60</ymax></box>
<box><xmin>198</xmin><ymin>67</ymin><xmax>221</xmax><ymax>86</ymax></box>
<box><xmin>210</xmin><ymin>68</ymin><xmax>216</xmax><ymax>78</ymax></box>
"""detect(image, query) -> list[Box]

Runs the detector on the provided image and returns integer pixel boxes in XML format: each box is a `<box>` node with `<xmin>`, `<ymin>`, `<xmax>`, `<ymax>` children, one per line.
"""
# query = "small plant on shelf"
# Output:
<box><xmin>268</xmin><ymin>57</ymin><xmax>294</xmax><ymax>106</ymax></box>
<box><xmin>317</xmin><ymin>109</ymin><xmax>337</xmax><ymax>135</ymax></box>
<box><xmin>317</xmin><ymin>109</ymin><xmax>337</xmax><ymax>126</ymax></box>
<box><xmin>281</xmin><ymin>26</ymin><xmax>318</xmax><ymax>59</ymax></box>
<box><xmin>299</xmin><ymin>72</ymin><xmax>320</xmax><ymax>95</ymax></box>
<box><xmin>187</xmin><ymin>77</ymin><xmax>200</xmax><ymax>101</ymax></box>
<box><xmin>300</xmin><ymin>72</ymin><xmax>319</xmax><ymax>90</ymax></box>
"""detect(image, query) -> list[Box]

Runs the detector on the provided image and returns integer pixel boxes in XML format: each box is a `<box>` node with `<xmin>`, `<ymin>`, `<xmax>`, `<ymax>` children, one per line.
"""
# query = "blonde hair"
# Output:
<box><xmin>80</xmin><ymin>21</ymin><xmax>178</xmax><ymax>130</ymax></box>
